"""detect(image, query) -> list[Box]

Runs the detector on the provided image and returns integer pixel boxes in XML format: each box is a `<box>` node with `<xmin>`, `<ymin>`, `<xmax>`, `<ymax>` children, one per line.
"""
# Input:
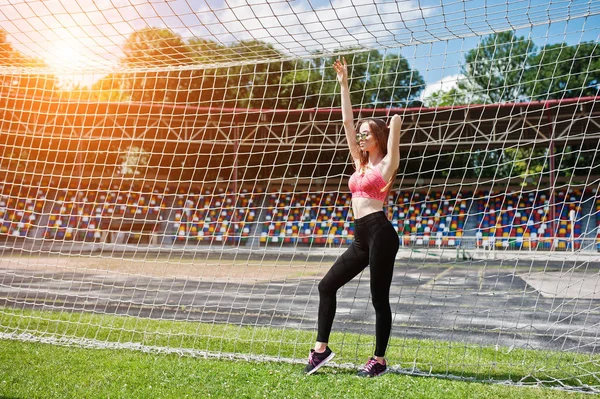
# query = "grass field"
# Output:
<box><xmin>0</xmin><ymin>339</ymin><xmax>593</xmax><ymax>399</ymax></box>
<box><xmin>0</xmin><ymin>307</ymin><xmax>598</xmax><ymax>398</ymax></box>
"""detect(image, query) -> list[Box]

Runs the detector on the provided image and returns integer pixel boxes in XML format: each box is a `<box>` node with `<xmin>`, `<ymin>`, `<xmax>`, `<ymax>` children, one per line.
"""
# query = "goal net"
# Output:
<box><xmin>0</xmin><ymin>0</ymin><xmax>599</xmax><ymax>391</ymax></box>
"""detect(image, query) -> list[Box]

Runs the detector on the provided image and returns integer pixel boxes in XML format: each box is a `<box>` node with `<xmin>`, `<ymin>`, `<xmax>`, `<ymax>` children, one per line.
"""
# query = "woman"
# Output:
<box><xmin>304</xmin><ymin>58</ymin><xmax>401</xmax><ymax>377</ymax></box>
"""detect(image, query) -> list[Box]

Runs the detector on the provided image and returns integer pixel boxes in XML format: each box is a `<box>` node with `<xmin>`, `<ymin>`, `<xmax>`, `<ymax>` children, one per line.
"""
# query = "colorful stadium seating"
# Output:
<box><xmin>260</xmin><ymin>191</ymin><xmax>353</xmax><ymax>246</ymax></box>
<box><xmin>0</xmin><ymin>186</ymin><xmax>44</xmax><ymax>238</ymax></box>
<box><xmin>174</xmin><ymin>188</ymin><xmax>259</xmax><ymax>244</ymax></box>
<box><xmin>259</xmin><ymin>190</ymin><xmax>467</xmax><ymax>248</ymax></box>
<box><xmin>390</xmin><ymin>190</ymin><xmax>467</xmax><ymax>248</ymax></box>
<box><xmin>475</xmin><ymin>189</ymin><xmax>584</xmax><ymax>251</ymax></box>
<box><xmin>44</xmin><ymin>186</ymin><xmax>166</xmax><ymax>242</ymax></box>
<box><xmin>0</xmin><ymin>181</ymin><xmax>592</xmax><ymax>251</ymax></box>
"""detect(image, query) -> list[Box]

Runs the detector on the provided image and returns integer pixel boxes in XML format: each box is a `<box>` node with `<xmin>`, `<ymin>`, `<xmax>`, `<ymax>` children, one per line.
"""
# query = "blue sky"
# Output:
<box><xmin>0</xmin><ymin>0</ymin><xmax>598</xmax><ymax>93</ymax></box>
<box><xmin>410</xmin><ymin>16</ymin><xmax>600</xmax><ymax>97</ymax></box>
<box><xmin>409</xmin><ymin>13</ymin><xmax>600</xmax><ymax>96</ymax></box>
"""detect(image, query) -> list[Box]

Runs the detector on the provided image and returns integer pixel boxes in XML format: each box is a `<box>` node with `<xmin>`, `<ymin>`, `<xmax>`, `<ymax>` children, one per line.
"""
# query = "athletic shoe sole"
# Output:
<box><xmin>357</xmin><ymin>366</ymin><xmax>389</xmax><ymax>378</ymax></box>
<box><xmin>363</xmin><ymin>368</ymin><xmax>389</xmax><ymax>378</ymax></box>
<box><xmin>305</xmin><ymin>351</ymin><xmax>335</xmax><ymax>375</ymax></box>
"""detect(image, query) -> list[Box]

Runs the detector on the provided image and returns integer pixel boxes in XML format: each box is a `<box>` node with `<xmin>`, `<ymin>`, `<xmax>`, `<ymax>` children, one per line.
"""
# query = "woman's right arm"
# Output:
<box><xmin>333</xmin><ymin>58</ymin><xmax>361</xmax><ymax>167</ymax></box>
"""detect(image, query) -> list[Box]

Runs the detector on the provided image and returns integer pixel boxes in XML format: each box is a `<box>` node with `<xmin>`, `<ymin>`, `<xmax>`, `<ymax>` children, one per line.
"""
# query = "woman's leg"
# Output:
<box><xmin>368</xmin><ymin>220</ymin><xmax>400</xmax><ymax>358</ymax></box>
<box><xmin>316</xmin><ymin>241</ymin><xmax>369</xmax><ymax>345</ymax></box>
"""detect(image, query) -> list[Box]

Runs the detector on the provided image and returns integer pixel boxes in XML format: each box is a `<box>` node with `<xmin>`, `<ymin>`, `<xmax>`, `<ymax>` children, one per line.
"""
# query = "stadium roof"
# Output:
<box><xmin>1</xmin><ymin>93</ymin><xmax>598</xmax><ymax>148</ymax></box>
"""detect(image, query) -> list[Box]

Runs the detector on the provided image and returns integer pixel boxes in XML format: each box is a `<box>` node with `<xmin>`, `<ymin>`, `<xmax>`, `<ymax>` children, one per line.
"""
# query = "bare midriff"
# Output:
<box><xmin>352</xmin><ymin>197</ymin><xmax>384</xmax><ymax>219</ymax></box>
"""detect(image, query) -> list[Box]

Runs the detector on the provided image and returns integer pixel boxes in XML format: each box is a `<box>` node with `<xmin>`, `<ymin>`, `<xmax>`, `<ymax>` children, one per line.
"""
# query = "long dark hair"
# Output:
<box><xmin>356</xmin><ymin>117</ymin><xmax>396</xmax><ymax>194</ymax></box>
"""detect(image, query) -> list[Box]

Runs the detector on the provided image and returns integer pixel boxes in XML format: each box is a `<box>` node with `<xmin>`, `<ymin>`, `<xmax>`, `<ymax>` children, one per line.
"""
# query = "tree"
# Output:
<box><xmin>369</xmin><ymin>53</ymin><xmax>425</xmax><ymax>107</ymax></box>
<box><xmin>504</xmin><ymin>147</ymin><xmax>549</xmax><ymax>186</ymax></box>
<box><xmin>120</xmin><ymin>27</ymin><xmax>197</xmax><ymax>103</ymax></box>
<box><xmin>117</xmin><ymin>29</ymin><xmax>424</xmax><ymax>110</ymax></box>
<box><xmin>555</xmin><ymin>144</ymin><xmax>599</xmax><ymax>178</ymax></box>
<box><xmin>120</xmin><ymin>31</ymin><xmax>300</xmax><ymax>108</ymax></box>
<box><xmin>525</xmin><ymin>42</ymin><xmax>600</xmax><ymax>175</ymax></box>
<box><xmin>314</xmin><ymin>49</ymin><xmax>424</xmax><ymax>109</ymax></box>
<box><xmin>423</xmin><ymin>87</ymin><xmax>470</xmax><ymax>107</ymax></box>
<box><xmin>186</xmin><ymin>38</ymin><xmax>230</xmax><ymax>106</ymax></box>
<box><xmin>284</xmin><ymin>62</ymin><xmax>322</xmax><ymax>111</ymax></box>
<box><xmin>88</xmin><ymin>73</ymin><xmax>127</xmax><ymax>102</ymax></box>
<box><xmin>466</xmin><ymin>146</ymin><xmax>549</xmax><ymax>184</ymax></box>
<box><xmin>460</xmin><ymin>32</ymin><xmax>536</xmax><ymax>103</ymax></box>
<box><xmin>221</xmin><ymin>40</ymin><xmax>297</xmax><ymax>109</ymax></box>
<box><xmin>0</xmin><ymin>28</ymin><xmax>57</xmax><ymax>97</ymax></box>
<box><xmin>524</xmin><ymin>41</ymin><xmax>600</xmax><ymax>101</ymax></box>
<box><xmin>277</xmin><ymin>61</ymin><xmax>326</xmax><ymax>109</ymax></box>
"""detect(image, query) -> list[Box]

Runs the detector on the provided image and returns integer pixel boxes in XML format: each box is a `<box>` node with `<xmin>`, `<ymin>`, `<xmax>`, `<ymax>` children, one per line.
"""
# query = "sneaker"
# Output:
<box><xmin>357</xmin><ymin>357</ymin><xmax>388</xmax><ymax>377</ymax></box>
<box><xmin>303</xmin><ymin>346</ymin><xmax>335</xmax><ymax>375</ymax></box>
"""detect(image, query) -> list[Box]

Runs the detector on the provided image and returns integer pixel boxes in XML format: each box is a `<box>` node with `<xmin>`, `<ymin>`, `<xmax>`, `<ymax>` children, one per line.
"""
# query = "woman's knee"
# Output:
<box><xmin>371</xmin><ymin>296</ymin><xmax>390</xmax><ymax>312</ymax></box>
<box><xmin>318</xmin><ymin>278</ymin><xmax>334</xmax><ymax>297</ymax></box>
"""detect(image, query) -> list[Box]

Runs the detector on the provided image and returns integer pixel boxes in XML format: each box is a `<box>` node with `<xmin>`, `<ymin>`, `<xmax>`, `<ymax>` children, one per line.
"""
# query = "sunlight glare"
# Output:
<box><xmin>45</xmin><ymin>43</ymin><xmax>86</xmax><ymax>72</ymax></box>
<box><xmin>42</xmin><ymin>40</ymin><xmax>98</xmax><ymax>89</ymax></box>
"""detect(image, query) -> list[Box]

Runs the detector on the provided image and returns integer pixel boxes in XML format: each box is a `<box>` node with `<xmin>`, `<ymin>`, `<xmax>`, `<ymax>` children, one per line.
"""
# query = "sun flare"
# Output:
<box><xmin>44</xmin><ymin>42</ymin><xmax>87</xmax><ymax>72</ymax></box>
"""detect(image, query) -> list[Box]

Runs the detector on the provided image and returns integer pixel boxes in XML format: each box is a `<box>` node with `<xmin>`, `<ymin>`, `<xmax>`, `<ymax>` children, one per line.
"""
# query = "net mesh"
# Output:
<box><xmin>0</xmin><ymin>0</ymin><xmax>599</xmax><ymax>392</ymax></box>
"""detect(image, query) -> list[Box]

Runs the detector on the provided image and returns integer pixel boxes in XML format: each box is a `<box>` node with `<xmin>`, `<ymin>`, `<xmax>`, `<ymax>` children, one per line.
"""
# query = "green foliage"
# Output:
<box><xmin>115</xmin><ymin>30</ymin><xmax>425</xmax><ymax>109</ymax></box>
<box><xmin>312</xmin><ymin>49</ymin><xmax>425</xmax><ymax>108</ymax></box>
<box><xmin>120</xmin><ymin>27</ymin><xmax>197</xmax><ymax>103</ymax></box>
<box><xmin>555</xmin><ymin>145</ymin><xmax>599</xmax><ymax>178</ymax></box>
<box><xmin>122</xmin><ymin>27</ymin><xmax>194</xmax><ymax>67</ymax></box>
<box><xmin>223</xmin><ymin>40</ymin><xmax>298</xmax><ymax>109</ymax></box>
<box><xmin>424</xmin><ymin>87</ymin><xmax>470</xmax><ymax>107</ymax></box>
<box><xmin>0</xmin><ymin>28</ymin><xmax>57</xmax><ymax>95</ymax></box>
<box><xmin>468</xmin><ymin>147</ymin><xmax>549</xmax><ymax>184</ymax></box>
<box><xmin>278</xmin><ymin>62</ymin><xmax>327</xmax><ymax>109</ymax></box>
<box><xmin>459</xmin><ymin>32</ymin><xmax>600</xmax><ymax>103</ymax></box>
<box><xmin>504</xmin><ymin>147</ymin><xmax>549</xmax><ymax>186</ymax></box>
<box><xmin>89</xmin><ymin>73</ymin><xmax>129</xmax><ymax>101</ymax></box>
<box><xmin>437</xmin><ymin>31</ymin><xmax>600</xmax><ymax>179</ymax></box>
<box><xmin>460</xmin><ymin>31</ymin><xmax>536</xmax><ymax>104</ymax></box>
<box><xmin>410</xmin><ymin>146</ymin><xmax>553</xmax><ymax>182</ymax></box>
<box><xmin>373</xmin><ymin>53</ymin><xmax>425</xmax><ymax>107</ymax></box>
<box><xmin>524</xmin><ymin>41</ymin><xmax>600</xmax><ymax>100</ymax></box>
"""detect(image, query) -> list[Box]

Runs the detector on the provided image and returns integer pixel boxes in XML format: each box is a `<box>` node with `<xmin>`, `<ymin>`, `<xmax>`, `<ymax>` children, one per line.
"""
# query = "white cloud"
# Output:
<box><xmin>421</xmin><ymin>74</ymin><xmax>464</xmax><ymax>100</ymax></box>
<box><xmin>191</xmin><ymin>0</ymin><xmax>434</xmax><ymax>56</ymax></box>
<box><xmin>0</xmin><ymin>0</ymin><xmax>433</xmax><ymax>77</ymax></box>
<box><xmin>0</xmin><ymin>0</ymin><xmax>433</xmax><ymax>80</ymax></box>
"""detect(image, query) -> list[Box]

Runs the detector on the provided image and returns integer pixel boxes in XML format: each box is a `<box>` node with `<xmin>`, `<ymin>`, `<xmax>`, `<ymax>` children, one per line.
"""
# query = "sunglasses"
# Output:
<box><xmin>355</xmin><ymin>132</ymin><xmax>368</xmax><ymax>142</ymax></box>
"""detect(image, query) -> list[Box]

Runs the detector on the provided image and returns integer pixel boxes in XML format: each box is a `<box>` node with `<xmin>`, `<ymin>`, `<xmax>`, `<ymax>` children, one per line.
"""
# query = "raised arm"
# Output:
<box><xmin>380</xmin><ymin>114</ymin><xmax>402</xmax><ymax>182</ymax></box>
<box><xmin>333</xmin><ymin>58</ymin><xmax>361</xmax><ymax>166</ymax></box>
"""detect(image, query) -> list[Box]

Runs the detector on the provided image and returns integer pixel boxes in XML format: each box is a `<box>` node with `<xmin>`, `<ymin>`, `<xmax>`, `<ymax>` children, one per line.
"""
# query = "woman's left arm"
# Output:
<box><xmin>381</xmin><ymin>114</ymin><xmax>402</xmax><ymax>181</ymax></box>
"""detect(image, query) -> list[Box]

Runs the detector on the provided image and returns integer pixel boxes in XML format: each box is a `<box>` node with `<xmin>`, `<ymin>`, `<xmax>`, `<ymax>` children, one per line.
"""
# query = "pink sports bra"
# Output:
<box><xmin>348</xmin><ymin>166</ymin><xmax>388</xmax><ymax>202</ymax></box>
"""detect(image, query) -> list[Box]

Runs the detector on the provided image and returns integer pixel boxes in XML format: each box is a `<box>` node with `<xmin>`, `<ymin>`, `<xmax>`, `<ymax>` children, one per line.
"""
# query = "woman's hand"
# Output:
<box><xmin>390</xmin><ymin>114</ymin><xmax>402</xmax><ymax>133</ymax></box>
<box><xmin>333</xmin><ymin>57</ymin><xmax>348</xmax><ymax>86</ymax></box>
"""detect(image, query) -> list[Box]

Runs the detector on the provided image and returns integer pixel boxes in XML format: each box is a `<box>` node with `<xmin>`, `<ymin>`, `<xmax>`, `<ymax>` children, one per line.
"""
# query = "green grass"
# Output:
<box><xmin>0</xmin><ymin>306</ymin><xmax>599</xmax><ymax>398</ymax></box>
<box><xmin>0</xmin><ymin>339</ymin><xmax>592</xmax><ymax>399</ymax></box>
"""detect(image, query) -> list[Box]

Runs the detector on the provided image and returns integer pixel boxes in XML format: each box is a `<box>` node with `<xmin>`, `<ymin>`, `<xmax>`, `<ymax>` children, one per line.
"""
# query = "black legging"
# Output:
<box><xmin>317</xmin><ymin>211</ymin><xmax>399</xmax><ymax>357</ymax></box>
